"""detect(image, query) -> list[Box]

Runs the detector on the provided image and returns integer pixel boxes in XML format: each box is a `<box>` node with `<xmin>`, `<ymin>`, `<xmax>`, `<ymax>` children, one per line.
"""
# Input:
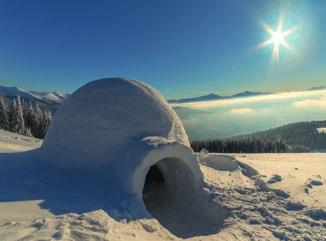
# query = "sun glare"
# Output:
<box><xmin>256</xmin><ymin>18</ymin><xmax>299</xmax><ymax>62</ymax></box>
<box><xmin>272</xmin><ymin>30</ymin><xmax>285</xmax><ymax>46</ymax></box>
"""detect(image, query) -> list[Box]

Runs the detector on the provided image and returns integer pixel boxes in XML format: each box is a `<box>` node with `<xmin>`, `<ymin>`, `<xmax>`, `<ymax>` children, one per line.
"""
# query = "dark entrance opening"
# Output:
<box><xmin>144</xmin><ymin>165</ymin><xmax>164</xmax><ymax>186</ymax></box>
<box><xmin>142</xmin><ymin>159</ymin><xmax>228</xmax><ymax>239</ymax></box>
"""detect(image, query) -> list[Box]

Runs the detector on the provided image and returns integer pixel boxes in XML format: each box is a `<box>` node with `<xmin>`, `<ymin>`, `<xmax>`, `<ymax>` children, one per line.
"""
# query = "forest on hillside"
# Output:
<box><xmin>192</xmin><ymin>121</ymin><xmax>326</xmax><ymax>153</ymax></box>
<box><xmin>191</xmin><ymin>139</ymin><xmax>293</xmax><ymax>153</ymax></box>
<box><xmin>232</xmin><ymin>121</ymin><xmax>326</xmax><ymax>152</ymax></box>
<box><xmin>0</xmin><ymin>95</ymin><xmax>52</xmax><ymax>139</ymax></box>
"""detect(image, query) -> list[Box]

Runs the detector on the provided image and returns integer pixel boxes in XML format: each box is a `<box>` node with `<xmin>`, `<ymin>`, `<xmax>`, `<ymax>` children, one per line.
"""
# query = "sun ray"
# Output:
<box><xmin>277</xmin><ymin>19</ymin><xmax>283</xmax><ymax>31</ymax></box>
<box><xmin>258</xmin><ymin>19</ymin><xmax>274</xmax><ymax>35</ymax></box>
<box><xmin>272</xmin><ymin>44</ymin><xmax>279</xmax><ymax>62</ymax></box>
<box><xmin>283</xmin><ymin>25</ymin><xmax>300</xmax><ymax>37</ymax></box>
<box><xmin>255</xmin><ymin>39</ymin><xmax>274</xmax><ymax>50</ymax></box>
<box><xmin>281</xmin><ymin>40</ymin><xmax>291</xmax><ymax>50</ymax></box>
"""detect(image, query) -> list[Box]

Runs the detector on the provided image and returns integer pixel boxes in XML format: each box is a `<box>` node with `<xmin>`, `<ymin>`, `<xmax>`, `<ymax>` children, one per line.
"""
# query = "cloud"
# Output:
<box><xmin>293</xmin><ymin>97</ymin><xmax>326</xmax><ymax>109</ymax></box>
<box><xmin>229</xmin><ymin>108</ymin><xmax>255</xmax><ymax>115</ymax></box>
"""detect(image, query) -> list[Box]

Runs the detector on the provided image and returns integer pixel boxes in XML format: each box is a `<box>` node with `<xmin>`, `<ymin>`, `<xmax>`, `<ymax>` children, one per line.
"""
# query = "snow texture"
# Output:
<box><xmin>1</xmin><ymin>133</ymin><xmax>326</xmax><ymax>240</ymax></box>
<box><xmin>40</xmin><ymin>77</ymin><xmax>203</xmax><ymax>216</ymax></box>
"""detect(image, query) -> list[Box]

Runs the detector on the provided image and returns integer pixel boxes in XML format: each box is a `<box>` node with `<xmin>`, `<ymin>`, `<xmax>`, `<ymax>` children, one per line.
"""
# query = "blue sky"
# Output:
<box><xmin>0</xmin><ymin>0</ymin><xmax>325</xmax><ymax>98</ymax></box>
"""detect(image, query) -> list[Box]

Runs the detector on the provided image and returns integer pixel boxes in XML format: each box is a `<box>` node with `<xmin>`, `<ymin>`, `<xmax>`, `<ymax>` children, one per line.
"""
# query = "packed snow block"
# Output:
<box><xmin>40</xmin><ymin>78</ymin><xmax>203</xmax><ymax>214</ymax></box>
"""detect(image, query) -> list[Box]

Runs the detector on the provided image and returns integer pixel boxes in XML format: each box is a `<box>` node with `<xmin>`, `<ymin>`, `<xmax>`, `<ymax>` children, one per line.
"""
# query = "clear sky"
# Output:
<box><xmin>0</xmin><ymin>0</ymin><xmax>325</xmax><ymax>98</ymax></box>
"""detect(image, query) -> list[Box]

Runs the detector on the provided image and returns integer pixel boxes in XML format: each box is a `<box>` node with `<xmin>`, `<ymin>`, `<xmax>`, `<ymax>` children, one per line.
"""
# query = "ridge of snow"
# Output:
<box><xmin>0</xmin><ymin>85</ymin><xmax>68</xmax><ymax>104</ymax></box>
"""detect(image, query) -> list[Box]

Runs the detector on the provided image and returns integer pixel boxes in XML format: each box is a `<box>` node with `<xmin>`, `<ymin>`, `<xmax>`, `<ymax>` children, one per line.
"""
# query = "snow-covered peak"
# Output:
<box><xmin>0</xmin><ymin>85</ymin><xmax>68</xmax><ymax>104</ymax></box>
<box><xmin>29</xmin><ymin>90</ymin><xmax>68</xmax><ymax>103</ymax></box>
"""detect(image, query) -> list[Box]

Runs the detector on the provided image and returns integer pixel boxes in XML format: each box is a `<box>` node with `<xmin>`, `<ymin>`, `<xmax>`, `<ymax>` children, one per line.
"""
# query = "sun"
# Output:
<box><xmin>256</xmin><ymin>18</ymin><xmax>299</xmax><ymax>62</ymax></box>
<box><xmin>272</xmin><ymin>30</ymin><xmax>285</xmax><ymax>46</ymax></box>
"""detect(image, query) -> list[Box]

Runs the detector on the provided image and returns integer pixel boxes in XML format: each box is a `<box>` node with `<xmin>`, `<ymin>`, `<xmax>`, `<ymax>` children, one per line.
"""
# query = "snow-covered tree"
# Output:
<box><xmin>0</xmin><ymin>96</ymin><xmax>9</xmax><ymax>130</ymax></box>
<box><xmin>32</xmin><ymin>102</ymin><xmax>44</xmax><ymax>137</ymax></box>
<box><xmin>11</xmin><ymin>96</ymin><xmax>26</xmax><ymax>134</ymax></box>
<box><xmin>2</xmin><ymin>97</ymin><xmax>53</xmax><ymax>138</ymax></box>
<box><xmin>25</xmin><ymin>127</ymin><xmax>32</xmax><ymax>136</ymax></box>
<box><xmin>9</xmin><ymin>98</ymin><xmax>17</xmax><ymax>131</ymax></box>
<box><xmin>25</xmin><ymin>101</ymin><xmax>35</xmax><ymax>131</ymax></box>
<box><xmin>39</xmin><ymin>110</ymin><xmax>52</xmax><ymax>138</ymax></box>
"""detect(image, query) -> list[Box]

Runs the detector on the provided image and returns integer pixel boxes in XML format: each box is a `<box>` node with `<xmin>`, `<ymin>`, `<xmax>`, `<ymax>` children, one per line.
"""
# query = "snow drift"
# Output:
<box><xmin>40</xmin><ymin>77</ymin><xmax>203</xmax><ymax>216</ymax></box>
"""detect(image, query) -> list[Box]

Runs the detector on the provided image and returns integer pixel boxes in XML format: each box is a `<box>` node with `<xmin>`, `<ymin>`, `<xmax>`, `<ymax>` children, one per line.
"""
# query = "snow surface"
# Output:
<box><xmin>1</xmin><ymin>140</ymin><xmax>326</xmax><ymax>240</ymax></box>
<box><xmin>317</xmin><ymin>127</ymin><xmax>326</xmax><ymax>134</ymax></box>
<box><xmin>0</xmin><ymin>129</ymin><xmax>41</xmax><ymax>152</ymax></box>
<box><xmin>235</xmin><ymin>153</ymin><xmax>326</xmax><ymax>208</ymax></box>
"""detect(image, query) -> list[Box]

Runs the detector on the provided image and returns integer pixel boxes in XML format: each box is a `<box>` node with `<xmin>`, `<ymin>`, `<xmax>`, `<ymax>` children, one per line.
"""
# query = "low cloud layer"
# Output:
<box><xmin>172</xmin><ymin>89</ymin><xmax>326</xmax><ymax>110</ymax></box>
<box><xmin>173</xmin><ymin>89</ymin><xmax>326</xmax><ymax>140</ymax></box>
<box><xmin>229</xmin><ymin>108</ymin><xmax>255</xmax><ymax>115</ymax></box>
<box><xmin>292</xmin><ymin>95</ymin><xmax>326</xmax><ymax>109</ymax></box>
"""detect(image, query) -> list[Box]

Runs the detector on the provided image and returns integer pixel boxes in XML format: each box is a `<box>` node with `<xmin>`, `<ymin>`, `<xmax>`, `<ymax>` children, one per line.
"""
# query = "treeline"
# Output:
<box><xmin>191</xmin><ymin>138</ymin><xmax>297</xmax><ymax>153</ymax></box>
<box><xmin>0</xmin><ymin>95</ymin><xmax>52</xmax><ymax>139</ymax></box>
<box><xmin>234</xmin><ymin>121</ymin><xmax>326</xmax><ymax>152</ymax></box>
<box><xmin>193</xmin><ymin>120</ymin><xmax>326</xmax><ymax>153</ymax></box>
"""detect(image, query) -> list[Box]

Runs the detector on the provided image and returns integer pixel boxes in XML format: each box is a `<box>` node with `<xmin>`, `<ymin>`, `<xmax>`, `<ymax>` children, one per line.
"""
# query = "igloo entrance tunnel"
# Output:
<box><xmin>40</xmin><ymin>78</ymin><xmax>204</xmax><ymax>217</ymax></box>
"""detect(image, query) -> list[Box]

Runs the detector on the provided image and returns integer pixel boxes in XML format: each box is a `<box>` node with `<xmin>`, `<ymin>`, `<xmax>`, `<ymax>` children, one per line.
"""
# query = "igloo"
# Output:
<box><xmin>40</xmin><ymin>77</ymin><xmax>203</xmax><ymax>215</ymax></box>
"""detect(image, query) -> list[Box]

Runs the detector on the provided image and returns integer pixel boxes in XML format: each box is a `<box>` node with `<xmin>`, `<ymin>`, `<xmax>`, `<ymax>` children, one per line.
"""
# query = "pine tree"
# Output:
<box><xmin>9</xmin><ymin>99</ymin><xmax>17</xmax><ymax>132</ymax></box>
<box><xmin>11</xmin><ymin>96</ymin><xmax>26</xmax><ymax>134</ymax></box>
<box><xmin>31</xmin><ymin>103</ymin><xmax>43</xmax><ymax>138</ymax></box>
<box><xmin>25</xmin><ymin>127</ymin><xmax>33</xmax><ymax>137</ymax></box>
<box><xmin>25</xmin><ymin>101</ymin><xmax>36</xmax><ymax>135</ymax></box>
<box><xmin>0</xmin><ymin>96</ymin><xmax>9</xmax><ymax>130</ymax></box>
<box><xmin>39</xmin><ymin>110</ymin><xmax>52</xmax><ymax>138</ymax></box>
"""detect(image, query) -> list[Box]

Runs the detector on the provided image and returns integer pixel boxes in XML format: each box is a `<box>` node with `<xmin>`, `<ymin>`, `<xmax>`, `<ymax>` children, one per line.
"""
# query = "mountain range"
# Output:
<box><xmin>0</xmin><ymin>85</ymin><xmax>68</xmax><ymax>104</ymax></box>
<box><xmin>0</xmin><ymin>84</ymin><xmax>325</xmax><ymax>107</ymax></box>
<box><xmin>0</xmin><ymin>85</ymin><xmax>69</xmax><ymax>112</ymax></box>
<box><xmin>168</xmin><ymin>91</ymin><xmax>269</xmax><ymax>103</ymax></box>
<box><xmin>0</xmin><ymin>84</ymin><xmax>269</xmax><ymax>106</ymax></box>
<box><xmin>168</xmin><ymin>86</ymin><xmax>326</xmax><ymax>103</ymax></box>
<box><xmin>309</xmin><ymin>86</ymin><xmax>326</xmax><ymax>90</ymax></box>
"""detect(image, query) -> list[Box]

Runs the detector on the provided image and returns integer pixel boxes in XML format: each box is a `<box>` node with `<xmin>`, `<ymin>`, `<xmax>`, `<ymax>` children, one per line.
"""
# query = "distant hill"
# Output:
<box><xmin>168</xmin><ymin>91</ymin><xmax>268</xmax><ymax>103</ymax></box>
<box><xmin>0</xmin><ymin>85</ymin><xmax>68</xmax><ymax>103</ymax></box>
<box><xmin>231</xmin><ymin>120</ymin><xmax>326</xmax><ymax>152</ymax></box>
<box><xmin>0</xmin><ymin>85</ymin><xmax>69</xmax><ymax>112</ymax></box>
<box><xmin>309</xmin><ymin>86</ymin><xmax>326</xmax><ymax>91</ymax></box>
<box><xmin>231</xmin><ymin>90</ymin><xmax>270</xmax><ymax>98</ymax></box>
<box><xmin>168</xmin><ymin>93</ymin><xmax>222</xmax><ymax>103</ymax></box>
<box><xmin>169</xmin><ymin>86</ymin><xmax>326</xmax><ymax>104</ymax></box>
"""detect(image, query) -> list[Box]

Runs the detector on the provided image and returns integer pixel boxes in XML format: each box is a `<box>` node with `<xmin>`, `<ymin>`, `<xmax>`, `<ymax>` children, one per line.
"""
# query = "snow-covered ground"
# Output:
<box><xmin>0</xmin><ymin>130</ymin><xmax>325</xmax><ymax>240</ymax></box>
<box><xmin>0</xmin><ymin>130</ymin><xmax>42</xmax><ymax>152</ymax></box>
<box><xmin>317</xmin><ymin>127</ymin><xmax>326</xmax><ymax>134</ymax></box>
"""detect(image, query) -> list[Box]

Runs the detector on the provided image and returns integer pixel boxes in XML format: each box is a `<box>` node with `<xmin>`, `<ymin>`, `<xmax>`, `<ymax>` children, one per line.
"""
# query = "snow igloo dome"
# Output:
<box><xmin>41</xmin><ymin>78</ymin><xmax>203</xmax><ymax>207</ymax></box>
